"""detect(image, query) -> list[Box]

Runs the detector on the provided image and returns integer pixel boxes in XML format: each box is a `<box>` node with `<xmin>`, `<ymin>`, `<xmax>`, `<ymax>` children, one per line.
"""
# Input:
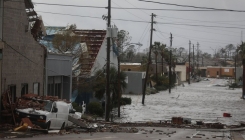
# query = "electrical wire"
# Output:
<box><xmin>33</xmin><ymin>2</ymin><xmax>245</xmax><ymax>12</ymax></box>
<box><xmin>112</xmin><ymin>1</ymin><xmax>146</xmax><ymax>21</ymax></box>
<box><xmin>138</xmin><ymin>0</ymin><xmax>245</xmax><ymax>12</ymax></box>
<box><xmin>156</xmin><ymin>16</ymin><xmax>245</xmax><ymax>27</ymax></box>
<box><xmin>157</xmin><ymin>22</ymin><xmax>245</xmax><ymax>30</ymax></box>
<box><xmin>156</xmin><ymin>30</ymin><xmax>236</xmax><ymax>45</ymax></box>
<box><xmin>156</xmin><ymin>29</ymin><xmax>238</xmax><ymax>44</ymax></box>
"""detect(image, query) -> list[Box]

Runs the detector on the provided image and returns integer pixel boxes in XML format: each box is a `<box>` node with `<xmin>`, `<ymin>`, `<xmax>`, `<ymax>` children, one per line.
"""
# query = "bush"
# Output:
<box><xmin>154</xmin><ymin>85</ymin><xmax>168</xmax><ymax>91</ymax></box>
<box><xmin>87</xmin><ymin>102</ymin><xmax>104</xmax><ymax>117</ymax></box>
<box><xmin>72</xmin><ymin>102</ymin><xmax>83</xmax><ymax>113</ymax></box>
<box><xmin>121</xmin><ymin>97</ymin><xmax>132</xmax><ymax>105</ymax></box>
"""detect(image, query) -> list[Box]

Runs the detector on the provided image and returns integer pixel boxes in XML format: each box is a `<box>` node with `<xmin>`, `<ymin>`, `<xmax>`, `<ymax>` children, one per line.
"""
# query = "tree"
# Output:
<box><xmin>225</xmin><ymin>44</ymin><xmax>235</xmax><ymax>58</ymax></box>
<box><xmin>238</xmin><ymin>42</ymin><xmax>245</xmax><ymax>99</ymax></box>
<box><xmin>202</xmin><ymin>52</ymin><xmax>212</xmax><ymax>59</ymax></box>
<box><xmin>51</xmin><ymin>24</ymin><xmax>83</xmax><ymax>76</ymax></box>
<box><xmin>117</xmin><ymin>30</ymin><xmax>132</xmax><ymax>62</ymax></box>
<box><xmin>92</xmin><ymin>67</ymin><xmax>127</xmax><ymax>114</ymax></box>
<box><xmin>177</xmin><ymin>47</ymin><xmax>186</xmax><ymax>57</ymax></box>
<box><xmin>125</xmin><ymin>45</ymin><xmax>136</xmax><ymax>61</ymax></box>
<box><xmin>52</xmin><ymin>24</ymin><xmax>80</xmax><ymax>53</ymax></box>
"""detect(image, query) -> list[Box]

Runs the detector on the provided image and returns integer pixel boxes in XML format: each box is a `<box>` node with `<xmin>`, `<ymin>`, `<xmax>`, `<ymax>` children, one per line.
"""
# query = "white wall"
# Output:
<box><xmin>91</xmin><ymin>38</ymin><xmax>118</xmax><ymax>76</ymax></box>
<box><xmin>175</xmin><ymin>65</ymin><xmax>187</xmax><ymax>82</ymax></box>
<box><xmin>166</xmin><ymin>65</ymin><xmax>187</xmax><ymax>82</ymax></box>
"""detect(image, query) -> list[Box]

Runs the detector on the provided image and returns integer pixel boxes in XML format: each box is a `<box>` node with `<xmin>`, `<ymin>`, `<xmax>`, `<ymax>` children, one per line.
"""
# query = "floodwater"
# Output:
<box><xmin>119</xmin><ymin>79</ymin><xmax>244</xmax><ymax>126</ymax></box>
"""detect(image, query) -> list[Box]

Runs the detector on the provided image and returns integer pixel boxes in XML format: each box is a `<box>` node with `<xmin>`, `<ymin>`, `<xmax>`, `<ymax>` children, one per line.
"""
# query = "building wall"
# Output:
<box><xmin>123</xmin><ymin>71</ymin><xmax>145</xmax><ymax>94</ymax></box>
<box><xmin>121</xmin><ymin>64</ymin><xmax>143</xmax><ymax>72</ymax></box>
<box><xmin>175</xmin><ymin>65</ymin><xmax>187</xmax><ymax>82</ymax></box>
<box><xmin>46</xmin><ymin>54</ymin><xmax>72</xmax><ymax>100</ymax></box>
<box><xmin>2</xmin><ymin>1</ymin><xmax>45</xmax><ymax>96</ymax></box>
<box><xmin>206</xmin><ymin>67</ymin><xmax>235</xmax><ymax>78</ymax></box>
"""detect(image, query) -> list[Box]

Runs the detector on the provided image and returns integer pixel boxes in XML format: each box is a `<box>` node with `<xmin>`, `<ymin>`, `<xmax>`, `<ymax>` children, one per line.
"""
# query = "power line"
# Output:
<box><xmin>37</xmin><ymin>11</ymin><xmax>245</xmax><ymax>30</ymax></box>
<box><xmin>157</xmin><ymin>22</ymin><xmax>245</xmax><ymax>30</ymax></box>
<box><xmin>138</xmin><ymin>0</ymin><xmax>245</xmax><ymax>12</ymax></box>
<box><xmin>112</xmin><ymin>1</ymin><xmax>146</xmax><ymax>21</ymax></box>
<box><xmin>33</xmin><ymin>2</ymin><xmax>244</xmax><ymax>12</ymax></box>
<box><xmin>156</xmin><ymin>16</ymin><xmax>245</xmax><ymax>27</ymax></box>
<box><xmin>161</xmin><ymin>24</ymin><xmax>240</xmax><ymax>37</ymax></box>
<box><xmin>139</xmin><ymin>23</ymin><xmax>150</xmax><ymax>43</ymax></box>
<box><xmin>156</xmin><ymin>30</ymin><xmax>236</xmax><ymax>45</ymax></box>
<box><xmin>33</xmin><ymin>2</ymin><xmax>107</xmax><ymax>9</ymax></box>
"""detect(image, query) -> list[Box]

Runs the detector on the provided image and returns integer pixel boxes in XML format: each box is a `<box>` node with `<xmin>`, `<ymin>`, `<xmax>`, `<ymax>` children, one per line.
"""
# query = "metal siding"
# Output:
<box><xmin>124</xmin><ymin>72</ymin><xmax>143</xmax><ymax>94</ymax></box>
<box><xmin>47</xmin><ymin>54</ymin><xmax>72</xmax><ymax>76</ymax></box>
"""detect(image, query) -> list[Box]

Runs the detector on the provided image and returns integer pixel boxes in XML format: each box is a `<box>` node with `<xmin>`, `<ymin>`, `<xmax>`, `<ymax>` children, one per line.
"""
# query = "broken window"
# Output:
<box><xmin>21</xmin><ymin>83</ymin><xmax>28</xmax><ymax>96</ymax></box>
<box><xmin>8</xmin><ymin>85</ymin><xmax>16</xmax><ymax>103</ymax></box>
<box><xmin>33</xmin><ymin>83</ymin><xmax>40</xmax><ymax>95</ymax></box>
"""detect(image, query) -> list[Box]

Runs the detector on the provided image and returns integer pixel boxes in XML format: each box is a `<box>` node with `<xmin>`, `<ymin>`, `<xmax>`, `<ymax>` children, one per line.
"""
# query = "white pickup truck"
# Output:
<box><xmin>15</xmin><ymin>100</ymin><xmax>85</xmax><ymax>130</ymax></box>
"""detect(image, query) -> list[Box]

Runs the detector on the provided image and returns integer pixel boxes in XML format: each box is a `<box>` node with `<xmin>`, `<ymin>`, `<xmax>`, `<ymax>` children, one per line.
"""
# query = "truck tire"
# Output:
<box><xmin>46</xmin><ymin>121</ymin><xmax>51</xmax><ymax>130</ymax></box>
<box><xmin>60</xmin><ymin>122</ymin><xmax>65</xmax><ymax>130</ymax></box>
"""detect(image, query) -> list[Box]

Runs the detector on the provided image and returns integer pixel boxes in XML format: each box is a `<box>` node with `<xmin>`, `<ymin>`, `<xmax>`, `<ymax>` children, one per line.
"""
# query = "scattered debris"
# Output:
<box><xmin>223</xmin><ymin>113</ymin><xmax>232</xmax><ymax>117</ymax></box>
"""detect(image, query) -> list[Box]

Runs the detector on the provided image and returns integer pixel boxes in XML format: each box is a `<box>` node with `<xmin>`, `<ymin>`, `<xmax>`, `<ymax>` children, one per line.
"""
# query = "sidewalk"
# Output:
<box><xmin>232</xmin><ymin>132</ymin><xmax>245</xmax><ymax>140</ymax></box>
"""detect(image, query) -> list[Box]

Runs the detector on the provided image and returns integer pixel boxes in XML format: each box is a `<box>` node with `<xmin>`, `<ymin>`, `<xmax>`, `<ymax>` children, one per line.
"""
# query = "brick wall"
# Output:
<box><xmin>207</xmin><ymin>67</ymin><xmax>235</xmax><ymax>78</ymax></box>
<box><xmin>2</xmin><ymin>1</ymin><xmax>45</xmax><ymax>96</ymax></box>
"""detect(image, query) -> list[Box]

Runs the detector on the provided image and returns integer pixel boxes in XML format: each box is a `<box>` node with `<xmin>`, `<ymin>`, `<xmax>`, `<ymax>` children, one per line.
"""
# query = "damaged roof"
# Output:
<box><xmin>24</xmin><ymin>0</ymin><xmax>34</xmax><ymax>9</ymax></box>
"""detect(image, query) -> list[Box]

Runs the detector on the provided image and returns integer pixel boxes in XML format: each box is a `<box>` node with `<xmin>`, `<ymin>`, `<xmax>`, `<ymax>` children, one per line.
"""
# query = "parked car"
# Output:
<box><xmin>15</xmin><ymin>100</ymin><xmax>83</xmax><ymax>130</ymax></box>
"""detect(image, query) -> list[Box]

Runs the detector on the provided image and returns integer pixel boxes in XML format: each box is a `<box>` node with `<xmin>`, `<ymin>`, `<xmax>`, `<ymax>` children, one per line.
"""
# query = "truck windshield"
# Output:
<box><xmin>43</xmin><ymin>101</ymin><xmax>53</xmax><ymax>112</ymax></box>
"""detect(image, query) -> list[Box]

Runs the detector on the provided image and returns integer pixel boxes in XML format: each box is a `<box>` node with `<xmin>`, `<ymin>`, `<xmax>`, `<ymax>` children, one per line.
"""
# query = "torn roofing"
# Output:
<box><xmin>24</xmin><ymin>0</ymin><xmax>34</xmax><ymax>9</ymax></box>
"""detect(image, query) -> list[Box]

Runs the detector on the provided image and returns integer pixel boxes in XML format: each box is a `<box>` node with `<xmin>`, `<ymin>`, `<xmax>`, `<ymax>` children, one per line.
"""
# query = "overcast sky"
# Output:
<box><xmin>32</xmin><ymin>0</ymin><xmax>245</xmax><ymax>55</ymax></box>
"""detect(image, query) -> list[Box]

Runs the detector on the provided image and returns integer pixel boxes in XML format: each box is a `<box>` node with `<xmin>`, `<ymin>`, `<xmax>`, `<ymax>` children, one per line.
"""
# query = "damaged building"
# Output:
<box><xmin>0</xmin><ymin>0</ymin><xmax>46</xmax><ymax>103</ymax></box>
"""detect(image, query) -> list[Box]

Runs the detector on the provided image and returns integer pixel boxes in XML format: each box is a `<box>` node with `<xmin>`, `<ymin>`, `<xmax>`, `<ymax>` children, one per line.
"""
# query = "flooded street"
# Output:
<box><xmin>120</xmin><ymin>79</ymin><xmax>244</xmax><ymax>125</ymax></box>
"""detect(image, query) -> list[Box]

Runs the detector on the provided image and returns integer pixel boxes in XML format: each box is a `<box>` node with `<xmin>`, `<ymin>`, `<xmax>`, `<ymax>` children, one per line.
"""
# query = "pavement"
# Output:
<box><xmin>14</xmin><ymin>127</ymin><xmax>233</xmax><ymax>140</ymax></box>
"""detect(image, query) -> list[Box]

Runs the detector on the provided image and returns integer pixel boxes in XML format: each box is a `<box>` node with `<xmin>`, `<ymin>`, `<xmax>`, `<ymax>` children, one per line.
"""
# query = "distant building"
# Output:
<box><xmin>45</xmin><ymin>53</ymin><xmax>72</xmax><ymax>101</ymax></box>
<box><xmin>73</xmin><ymin>29</ymin><xmax>118</xmax><ymax>77</ymax></box>
<box><xmin>123</xmin><ymin>71</ymin><xmax>146</xmax><ymax>95</ymax></box>
<box><xmin>120</xmin><ymin>63</ymin><xmax>143</xmax><ymax>72</ymax></box>
<box><xmin>206</xmin><ymin>67</ymin><xmax>235</xmax><ymax>78</ymax></box>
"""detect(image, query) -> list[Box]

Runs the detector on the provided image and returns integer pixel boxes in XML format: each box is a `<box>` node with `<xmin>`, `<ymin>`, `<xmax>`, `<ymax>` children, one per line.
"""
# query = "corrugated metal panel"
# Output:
<box><xmin>47</xmin><ymin>54</ymin><xmax>72</xmax><ymax>76</ymax></box>
<box><xmin>124</xmin><ymin>72</ymin><xmax>144</xmax><ymax>95</ymax></box>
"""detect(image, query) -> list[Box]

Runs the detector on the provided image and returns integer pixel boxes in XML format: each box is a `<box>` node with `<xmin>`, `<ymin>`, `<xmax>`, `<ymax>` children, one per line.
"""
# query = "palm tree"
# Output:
<box><xmin>238</xmin><ymin>42</ymin><xmax>245</xmax><ymax>99</ymax></box>
<box><xmin>93</xmin><ymin>67</ymin><xmax>127</xmax><ymax>116</ymax></box>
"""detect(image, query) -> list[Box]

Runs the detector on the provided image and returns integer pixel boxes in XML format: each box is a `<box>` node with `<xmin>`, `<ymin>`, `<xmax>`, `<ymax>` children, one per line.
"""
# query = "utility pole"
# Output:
<box><xmin>202</xmin><ymin>56</ymin><xmax>204</xmax><ymax>67</ymax></box>
<box><xmin>142</xmin><ymin>13</ymin><xmax>155</xmax><ymax>105</ymax></box>
<box><xmin>105</xmin><ymin>0</ymin><xmax>111</xmax><ymax>122</ymax></box>
<box><xmin>235</xmin><ymin>50</ymin><xmax>237</xmax><ymax>82</ymax></box>
<box><xmin>193</xmin><ymin>44</ymin><xmax>195</xmax><ymax>76</ymax></box>
<box><xmin>197</xmin><ymin>42</ymin><xmax>199</xmax><ymax>72</ymax></box>
<box><xmin>188</xmin><ymin>40</ymin><xmax>191</xmax><ymax>85</ymax></box>
<box><xmin>117</xmin><ymin>53</ymin><xmax>121</xmax><ymax>117</ymax></box>
<box><xmin>169</xmin><ymin>33</ymin><xmax>173</xmax><ymax>93</ymax></box>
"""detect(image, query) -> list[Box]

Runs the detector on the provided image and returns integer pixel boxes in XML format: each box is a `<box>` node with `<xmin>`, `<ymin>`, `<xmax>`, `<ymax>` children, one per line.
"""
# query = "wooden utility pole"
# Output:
<box><xmin>197</xmin><ymin>42</ymin><xmax>199</xmax><ymax>71</ymax></box>
<box><xmin>117</xmin><ymin>55</ymin><xmax>121</xmax><ymax>117</ymax></box>
<box><xmin>235</xmin><ymin>52</ymin><xmax>237</xmax><ymax>82</ymax></box>
<box><xmin>193</xmin><ymin>44</ymin><xmax>195</xmax><ymax>76</ymax></box>
<box><xmin>169</xmin><ymin>33</ymin><xmax>173</xmax><ymax>94</ymax></box>
<box><xmin>188</xmin><ymin>40</ymin><xmax>191</xmax><ymax>85</ymax></box>
<box><xmin>105</xmin><ymin>0</ymin><xmax>111</xmax><ymax>122</ymax></box>
<box><xmin>142</xmin><ymin>13</ymin><xmax>155</xmax><ymax>105</ymax></box>
<box><xmin>155</xmin><ymin>49</ymin><xmax>158</xmax><ymax>83</ymax></box>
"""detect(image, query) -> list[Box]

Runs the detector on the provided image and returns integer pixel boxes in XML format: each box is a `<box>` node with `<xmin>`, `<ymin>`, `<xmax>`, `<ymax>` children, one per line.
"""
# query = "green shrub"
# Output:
<box><xmin>121</xmin><ymin>97</ymin><xmax>132</xmax><ymax>105</ymax></box>
<box><xmin>87</xmin><ymin>102</ymin><xmax>104</xmax><ymax>117</ymax></box>
<box><xmin>72</xmin><ymin>102</ymin><xmax>83</xmax><ymax>113</ymax></box>
<box><xmin>154</xmin><ymin>85</ymin><xmax>168</xmax><ymax>91</ymax></box>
